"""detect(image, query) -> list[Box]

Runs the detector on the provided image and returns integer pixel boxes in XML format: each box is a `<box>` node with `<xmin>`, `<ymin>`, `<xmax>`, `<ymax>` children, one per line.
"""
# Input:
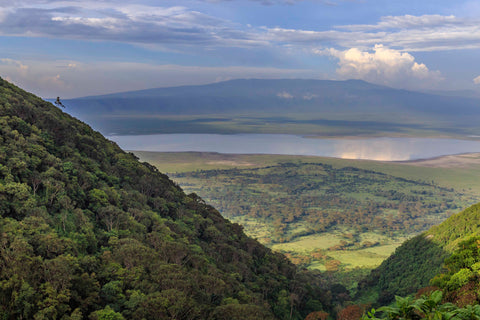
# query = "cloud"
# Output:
<box><xmin>302</xmin><ymin>93</ymin><xmax>317</xmax><ymax>100</ymax></box>
<box><xmin>0</xmin><ymin>58</ymin><xmax>31</xmax><ymax>84</ymax></box>
<box><xmin>0</xmin><ymin>58</ymin><xmax>70</xmax><ymax>96</ymax></box>
<box><xmin>202</xmin><ymin>0</ymin><xmax>343</xmax><ymax>5</ymax></box>
<box><xmin>0</xmin><ymin>3</ymin><xmax>477</xmax><ymax>94</ymax></box>
<box><xmin>0</xmin><ymin>59</ymin><xmax>322</xmax><ymax>98</ymax></box>
<box><xmin>334</xmin><ymin>14</ymin><xmax>480</xmax><ymax>52</ymax></box>
<box><xmin>318</xmin><ymin>44</ymin><xmax>443</xmax><ymax>88</ymax></box>
<box><xmin>0</xmin><ymin>58</ymin><xmax>29</xmax><ymax>72</ymax></box>
<box><xmin>338</xmin><ymin>15</ymin><xmax>459</xmax><ymax>31</ymax></box>
<box><xmin>277</xmin><ymin>91</ymin><xmax>293</xmax><ymax>98</ymax></box>
<box><xmin>264</xmin><ymin>27</ymin><xmax>344</xmax><ymax>43</ymax></box>
<box><xmin>0</xmin><ymin>4</ymin><xmax>266</xmax><ymax>48</ymax></box>
<box><xmin>265</xmin><ymin>14</ymin><xmax>480</xmax><ymax>52</ymax></box>
<box><xmin>474</xmin><ymin>76</ymin><xmax>480</xmax><ymax>85</ymax></box>
<box><xmin>0</xmin><ymin>1</ymin><xmax>479</xmax><ymax>53</ymax></box>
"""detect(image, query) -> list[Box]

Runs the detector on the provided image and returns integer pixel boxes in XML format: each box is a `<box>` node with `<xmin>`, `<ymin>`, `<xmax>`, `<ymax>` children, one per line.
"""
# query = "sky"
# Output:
<box><xmin>0</xmin><ymin>0</ymin><xmax>480</xmax><ymax>98</ymax></box>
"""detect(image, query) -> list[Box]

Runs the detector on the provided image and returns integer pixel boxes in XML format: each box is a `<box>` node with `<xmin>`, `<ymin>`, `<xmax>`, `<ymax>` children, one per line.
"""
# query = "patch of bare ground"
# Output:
<box><xmin>401</xmin><ymin>153</ymin><xmax>480</xmax><ymax>168</ymax></box>
<box><xmin>206</xmin><ymin>160</ymin><xmax>256</xmax><ymax>167</ymax></box>
<box><xmin>194</xmin><ymin>153</ymin><xmax>257</xmax><ymax>167</ymax></box>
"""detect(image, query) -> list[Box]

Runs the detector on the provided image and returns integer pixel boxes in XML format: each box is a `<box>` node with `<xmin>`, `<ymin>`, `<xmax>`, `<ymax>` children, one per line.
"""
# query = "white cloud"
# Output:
<box><xmin>474</xmin><ymin>75</ymin><xmax>480</xmax><ymax>85</ymax></box>
<box><xmin>1</xmin><ymin>58</ymin><xmax>27</xmax><ymax>67</ymax></box>
<box><xmin>277</xmin><ymin>91</ymin><xmax>293</xmax><ymax>98</ymax></box>
<box><xmin>265</xmin><ymin>15</ymin><xmax>480</xmax><ymax>52</ymax></box>
<box><xmin>302</xmin><ymin>93</ymin><xmax>317</xmax><ymax>100</ymax></box>
<box><xmin>0</xmin><ymin>4</ymin><xmax>265</xmax><ymax>48</ymax></box>
<box><xmin>202</xmin><ymin>0</ymin><xmax>342</xmax><ymax>5</ymax></box>
<box><xmin>264</xmin><ymin>27</ymin><xmax>342</xmax><ymax>43</ymax></box>
<box><xmin>0</xmin><ymin>2</ymin><xmax>479</xmax><ymax>53</ymax></box>
<box><xmin>0</xmin><ymin>59</ymin><xmax>69</xmax><ymax>96</ymax></box>
<box><xmin>338</xmin><ymin>15</ymin><xmax>459</xmax><ymax>31</ymax></box>
<box><xmin>0</xmin><ymin>58</ymin><xmax>30</xmax><ymax>79</ymax></box>
<box><xmin>318</xmin><ymin>44</ymin><xmax>443</xmax><ymax>89</ymax></box>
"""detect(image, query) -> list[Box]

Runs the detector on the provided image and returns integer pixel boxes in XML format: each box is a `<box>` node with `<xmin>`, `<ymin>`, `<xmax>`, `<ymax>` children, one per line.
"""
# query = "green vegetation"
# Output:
<box><xmin>362</xmin><ymin>290</ymin><xmax>480</xmax><ymax>319</ymax></box>
<box><xmin>133</xmin><ymin>152</ymin><xmax>480</xmax><ymax>300</ymax></box>
<box><xmin>356</xmin><ymin>235</ymin><xmax>448</xmax><ymax>305</ymax></box>
<box><xmin>357</xmin><ymin>203</ymin><xmax>480</xmax><ymax>307</ymax></box>
<box><xmin>362</xmin><ymin>235</ymin><xmax>480</xmax><ymax>319</ymax></box>
<box><xmin>141</xmin><ymin>153</ymin><xmax>474</xmax><ymax>274</ymax></box>
<box><xmin>7</xmin><ymin>76</ymin><xmax>480</xmax><ymax>319</ymax></box>
<box><xmin>426</xmin><ymin>203</ymin><xmax>480</xmax><ymax>251</ymax></box>
<box><xmin>134</xmin><ymin>151</ymin><xmax>480</xmax><ymax>194</ymax></box>
<box><xmin>172</xmin><ymin>162</ymin><xmax>466</xmax><ymax>240</ymax></box>
<box><xmin>0</xmin><ymin>77</ymin><xmax>340</xmax><ymax>319</ymax></box>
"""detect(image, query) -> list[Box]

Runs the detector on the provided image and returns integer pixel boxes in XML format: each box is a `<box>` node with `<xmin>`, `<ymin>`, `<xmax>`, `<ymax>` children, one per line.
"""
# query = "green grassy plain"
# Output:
<box><xmin>134</xmin><ymin>151</ymin><xmax>480</xmax><ymax>279</ymax></box>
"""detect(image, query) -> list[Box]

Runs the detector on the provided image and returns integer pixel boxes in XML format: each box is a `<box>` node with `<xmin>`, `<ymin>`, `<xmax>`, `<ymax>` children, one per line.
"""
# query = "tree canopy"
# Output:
<box><xmin>0</xmin><ymin>77</ymin><xmax>330</xmax><ymax>319</ymax></box>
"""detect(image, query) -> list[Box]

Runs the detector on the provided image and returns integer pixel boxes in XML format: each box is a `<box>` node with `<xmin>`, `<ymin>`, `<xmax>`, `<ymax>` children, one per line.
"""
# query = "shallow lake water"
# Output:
<box><xmin>107</xmin><ymin>134</ymin><xmax>480</xmax><ymax>161</ymax></box>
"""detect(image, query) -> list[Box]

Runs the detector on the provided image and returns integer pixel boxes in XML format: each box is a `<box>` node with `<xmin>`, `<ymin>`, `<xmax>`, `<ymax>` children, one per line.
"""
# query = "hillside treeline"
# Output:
<box><xmin>0</xmin><ymin>78</ymin><xmax>336</xmax><ymax>319</ymax></box>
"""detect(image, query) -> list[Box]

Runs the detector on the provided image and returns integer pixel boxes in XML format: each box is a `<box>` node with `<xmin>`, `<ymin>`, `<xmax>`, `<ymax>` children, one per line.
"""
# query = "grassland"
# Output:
<box><xmin>134</xmin><ymin>151</ymin><xmax>480</xmax><ymax>285</ymax></box>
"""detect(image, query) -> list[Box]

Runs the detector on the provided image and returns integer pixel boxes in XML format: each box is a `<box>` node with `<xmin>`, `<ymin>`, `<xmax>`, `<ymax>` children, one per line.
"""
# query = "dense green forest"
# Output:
<box><xmin>357</xmin><ymin>203</ymin><xmax>480</xmax><ymax>311</ymax></box>
<box><xmin>362</xmin><ymin>235</ymin><xmax>480</xmax><ymax>319</ymax></box>
<box><xmin>0</xmin><ymin>77</ymin><xmax>343</xmax><ymax>319</ymax></box>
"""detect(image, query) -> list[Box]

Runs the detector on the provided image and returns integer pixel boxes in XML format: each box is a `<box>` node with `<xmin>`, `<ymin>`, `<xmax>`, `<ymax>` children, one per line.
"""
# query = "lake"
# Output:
<box><xmin>107</xmin><ymin>134</ymin><xmax>480</xmax><ymax>161</ymax></box>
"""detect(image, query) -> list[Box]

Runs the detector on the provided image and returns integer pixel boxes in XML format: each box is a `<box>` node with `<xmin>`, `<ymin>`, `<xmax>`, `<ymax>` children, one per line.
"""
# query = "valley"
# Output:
<box><xmin>4</xmin><ymin>76</ymin><xmax>480</xmax><ymax>318</ymax></box>
<box><xmin>134</xmin><ymin>151</ymin><xmax>480</xmax><ymax>291</ymax></box>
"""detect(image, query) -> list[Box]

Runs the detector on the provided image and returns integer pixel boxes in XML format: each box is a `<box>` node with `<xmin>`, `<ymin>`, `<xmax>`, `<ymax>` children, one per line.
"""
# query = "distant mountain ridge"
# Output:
<box><xmin>422</xmin><ymin>89</ymin><xmax>480</xmax><ymax>99</ymax></box>
<box><xmin>61</xmin><ymin>79</ymin><xmax>480</xmax><ymax>136</ymax></box>
<box><xmin>65</xmin><ymin>78</ymin><xmax>480</xmax><ymax>117</ymax></box>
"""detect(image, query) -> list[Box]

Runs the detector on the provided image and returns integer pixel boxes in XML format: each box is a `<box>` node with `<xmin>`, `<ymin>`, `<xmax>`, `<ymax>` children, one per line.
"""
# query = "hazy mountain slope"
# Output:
<box><xmin>64</xmin><ymin>78</ymin><xmax>480</xmax><ymax>119</ymax></box>
<box><xmin>357</xmin><ymin>203</ymin><xmax>480</xmax><ymax>305</ymax></box>
<box><xmin>0</xmin><ymin>77</ymin><xmax>329</xmax><ymax>319</ymax></box>
<box><xmin>60</xmin><ymin>79</ymin><xmax>480</xmax><ymax>136</ymax></box>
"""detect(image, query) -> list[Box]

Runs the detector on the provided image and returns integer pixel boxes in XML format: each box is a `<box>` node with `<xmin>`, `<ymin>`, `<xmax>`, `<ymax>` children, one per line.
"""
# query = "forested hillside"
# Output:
<box><xmin>362</xmin><ymin>234</ymin><xmax>480</xmax><ymax>319</ymax></box>
<box><xmin>357</xmin><ymin>203</ymin><xmax>480</xmax><ymax>307</ymax></box>
<box><xmin>0</xmin><ymin>77</ymin><xmax>332</xmax><ymax>319</ymax></box>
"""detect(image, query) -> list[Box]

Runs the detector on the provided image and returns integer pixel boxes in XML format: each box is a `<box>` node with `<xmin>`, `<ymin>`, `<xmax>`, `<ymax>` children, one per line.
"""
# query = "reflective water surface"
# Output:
<box><xmin>108</xmin><ymin>134</ymin><xmax>480</xmax><ymax>161</ymax></box>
